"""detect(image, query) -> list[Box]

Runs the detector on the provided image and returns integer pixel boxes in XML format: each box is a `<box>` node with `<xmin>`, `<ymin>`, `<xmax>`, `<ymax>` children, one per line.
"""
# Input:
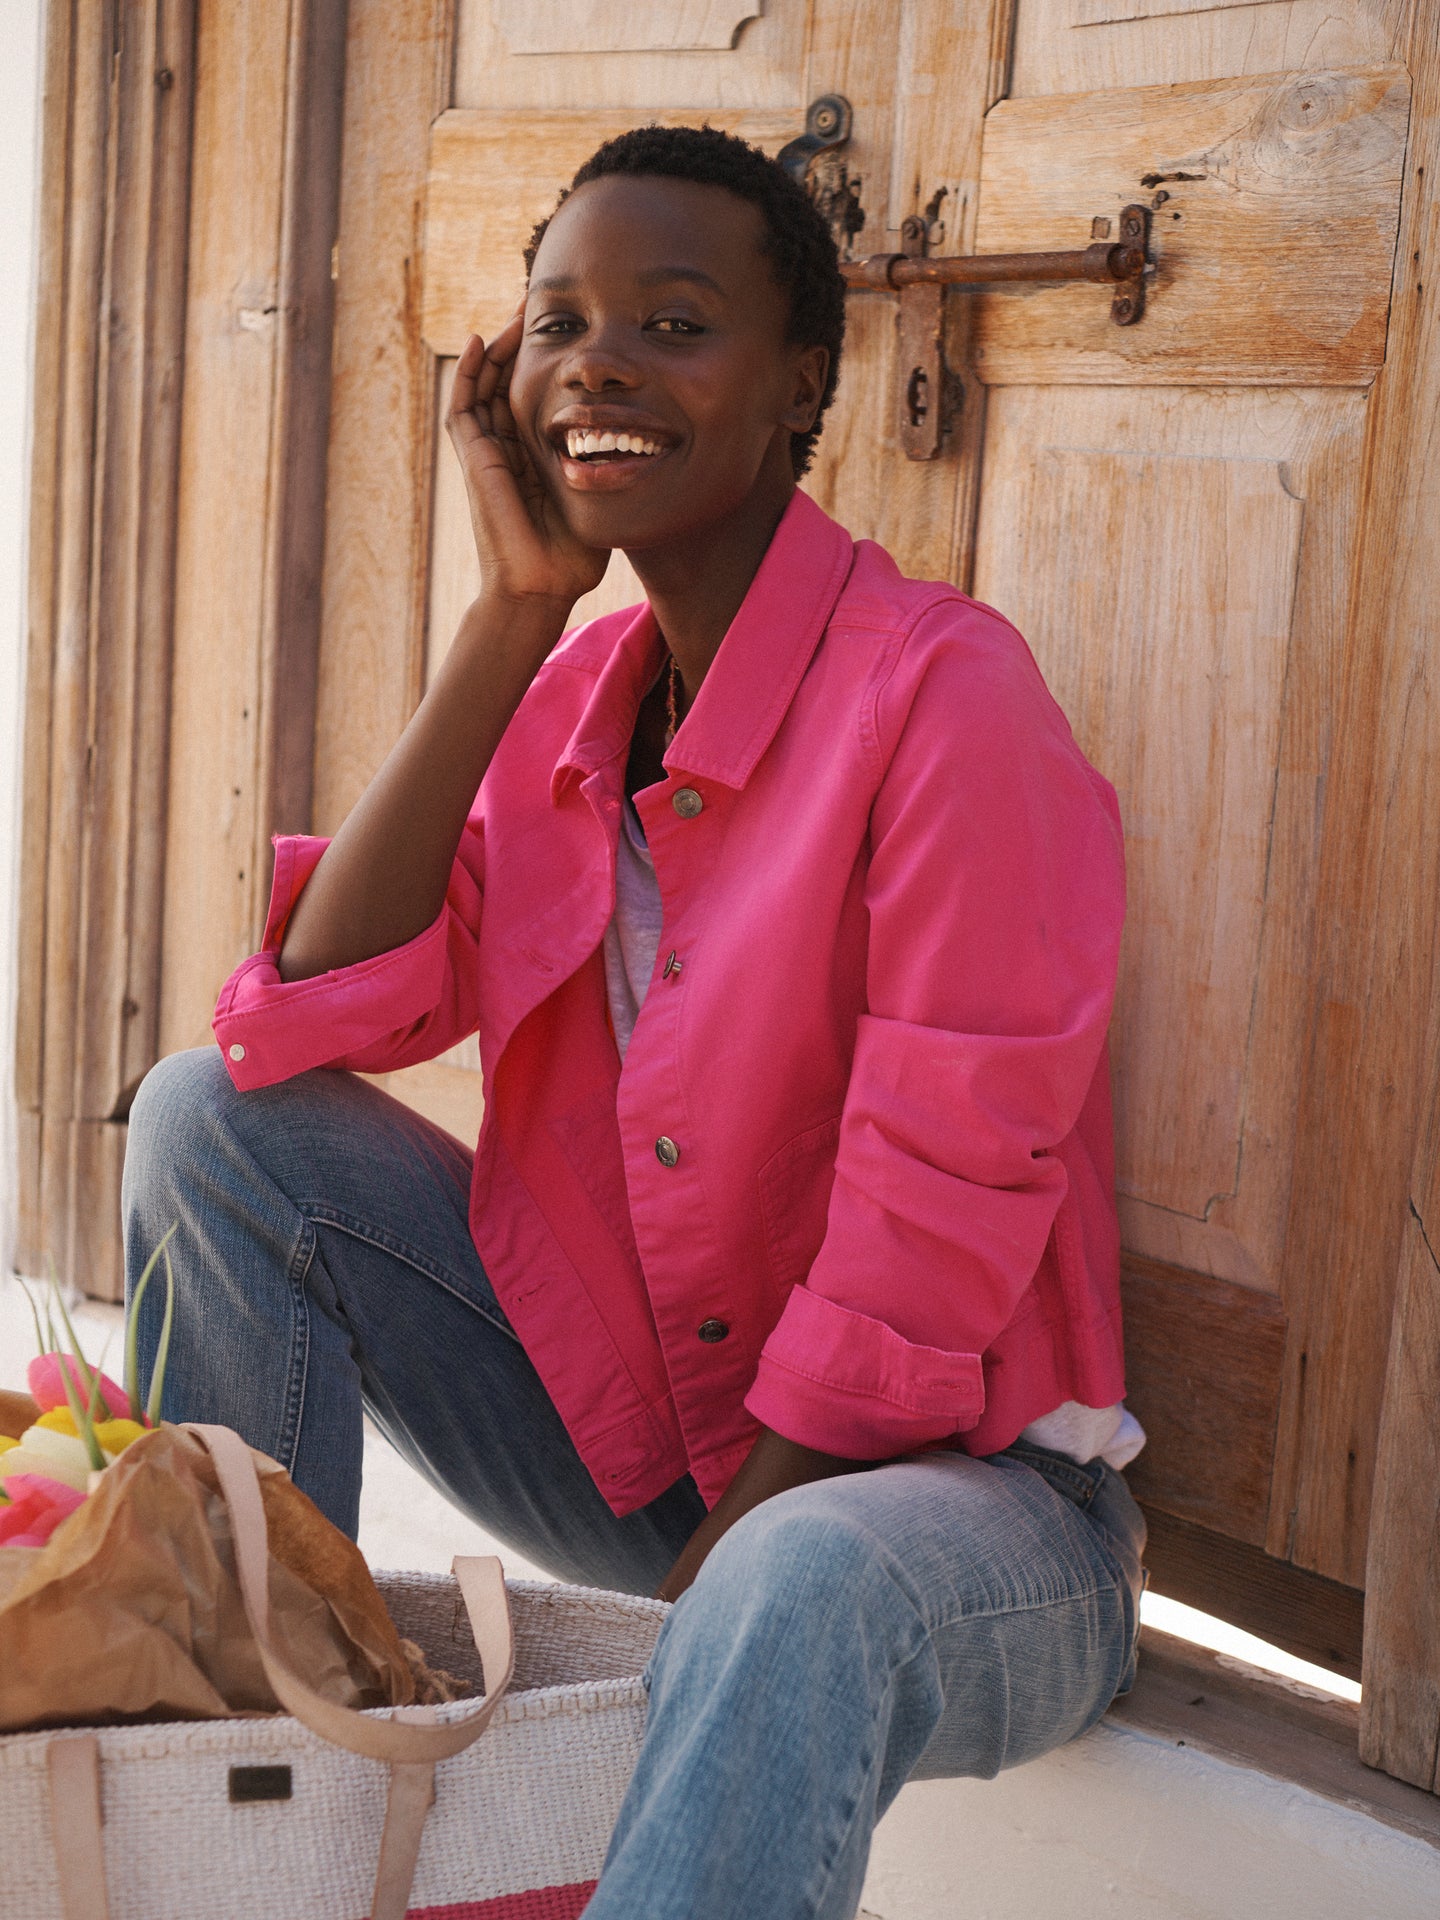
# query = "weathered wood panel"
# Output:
<box><xmin>489</xmin><ymin>2</ymin><xmax>765</xmax><ymax>56</ymax></box>
<box><xmin>454</xmin><ymin>0</ymin><xmax>806</xmax><ymax>111</ymax></box>
<box><xmin>1269</xmin><ymin>0</ymin><xmax>1440</xmax><ymax>1600</ymax></box>
<box><xmin>1361</xmin><ymin>1190</ymin><xmax>1440</xmax><ymax>1789</ymax></box>
<box><xmin>310</xmin><ymin>0</ymin><xmax>453</xmax><ymax>837</ymax></box>
<box><xmin>307</xmin><ymin>0</ymin><xmax>455</xmax><ymax>1136</ymax></box>
<box><xmin>159</xmin><ymin>0</ymin><xmax>347</xmax><ymax>1062</ymax></box>
<box><xmin>257</xmin><ymin>0</ymin><xmax>349</xmax><ymax>847</ymax></box>
<box><xmin>1355</xmin><ymin>13</ymin><xmax>1440</xmax><ymax>1737</ymax></box>
<box><xmin>802</xmin><ymin>0</ymin><xmax>1006</xmax><ymax>587</ymax></box>
<box><xmin>17</xmin><ymin>0</ymin><xmax>107</xmax><ymax>1274</ymax></box>
<box><xmin>1121</xmin><ymin>1258</ymin><xmax>1287</xmax><ymax>1545</ymax></box>
<box><xmin>1141</xmin><ymin>1512</ymin><xmax>1365</xmax><ymax>1684</ymax></box>
<box><xmin>17</xmin><ymin>0</ymin><xmax>196</xmax><ymax>1297</ymax></box>
<box><xmin>971</xmin><ymin>67</ymin><xmax>1409</xmax><ymax>386</ymax></box>
<box><xmin>973</xmin><ymin>386</ymin><xmax>1365</xmax><ymax>1295</ymax></box>
<box><xmin>1008</xmin><ymin>0</ymin><xmax>1404</xmax><ymax>97</ymax></box>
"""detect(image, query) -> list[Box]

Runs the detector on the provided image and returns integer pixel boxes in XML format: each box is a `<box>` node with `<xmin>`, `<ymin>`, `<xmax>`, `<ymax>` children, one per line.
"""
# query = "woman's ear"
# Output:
<box><xmin>779</xmin><ymin>345</ymin><xmax>830</xmax><ymax>434</ymax></box>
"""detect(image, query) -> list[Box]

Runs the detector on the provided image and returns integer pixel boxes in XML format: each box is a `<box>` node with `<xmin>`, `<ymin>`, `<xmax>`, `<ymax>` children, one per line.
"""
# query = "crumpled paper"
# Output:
<box><xmin>0</xmin><ymin>1422</ymin><xmax>423</xmax><ymax>1732</ymax></box>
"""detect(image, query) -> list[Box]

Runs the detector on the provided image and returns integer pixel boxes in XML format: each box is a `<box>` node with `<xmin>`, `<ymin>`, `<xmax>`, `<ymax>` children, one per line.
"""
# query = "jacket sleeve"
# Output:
<box><xmin>744</xmin><ymin>601</ymin><xmax>1125</xmax><ymax>1458</ymax></box>
<box><xmin>211</xmin><ymin>819</ymin><xmax>485</xmax><ymax>1091</ymax></box>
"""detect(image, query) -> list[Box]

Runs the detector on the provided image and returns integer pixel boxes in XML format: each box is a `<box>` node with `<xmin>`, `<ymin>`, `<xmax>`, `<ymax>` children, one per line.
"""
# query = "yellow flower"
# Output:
<box><xmin>95</xmin><ymin>1418</ymin><xmax>146</xmax><ymax>1457</ymax></box>
<box><xmin>35</xmin><ymin>1407</ymin><xmax>79</xmax><ymax>1436</ymax></box>
<box><xmin>0</xmin><ymin>1436</ymin><xmax>17</xmax><ymax>1455</ymax></box>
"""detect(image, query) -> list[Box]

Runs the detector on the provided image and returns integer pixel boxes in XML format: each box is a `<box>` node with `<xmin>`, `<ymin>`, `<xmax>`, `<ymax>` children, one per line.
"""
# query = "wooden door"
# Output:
<box><xmin>309</xmin><ymin>0</ymin><xmax>1437</xmax><ymax>1769</ymax></box>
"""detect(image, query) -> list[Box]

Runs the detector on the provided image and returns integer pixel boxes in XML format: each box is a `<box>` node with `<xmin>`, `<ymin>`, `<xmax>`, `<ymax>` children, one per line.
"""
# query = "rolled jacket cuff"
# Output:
<box><xmin>744</xmin><ymin>1287</ymin><xmax>984</xmax><ymax>1460</ymax></box>
<box><xmin>212</xmin><ymin>835</ymin><xmax>450</xmax><ymax>1089</ymax></box>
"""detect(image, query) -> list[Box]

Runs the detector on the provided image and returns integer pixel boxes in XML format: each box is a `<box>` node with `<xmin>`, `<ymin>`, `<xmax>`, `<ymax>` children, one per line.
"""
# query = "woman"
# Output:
<box><xmin>126</xmin><ymin>126</ymin><xmax>1145</xmax><ymax>1918</ymax></box>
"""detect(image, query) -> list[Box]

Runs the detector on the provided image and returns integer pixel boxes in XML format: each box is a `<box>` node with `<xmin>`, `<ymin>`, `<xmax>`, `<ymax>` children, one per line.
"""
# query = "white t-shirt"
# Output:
<box><xmin>602</xmin><ymin>797</ymin><xmax>1145</xmax><ymax>1473</ymax></box>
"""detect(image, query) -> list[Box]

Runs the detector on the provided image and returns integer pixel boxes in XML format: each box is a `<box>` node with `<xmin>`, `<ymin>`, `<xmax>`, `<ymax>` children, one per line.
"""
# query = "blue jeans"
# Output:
<box><xmin>124</xmin><ymin>1049</ymin><xmax>1146</xmax><ymax>1920</ymax></box>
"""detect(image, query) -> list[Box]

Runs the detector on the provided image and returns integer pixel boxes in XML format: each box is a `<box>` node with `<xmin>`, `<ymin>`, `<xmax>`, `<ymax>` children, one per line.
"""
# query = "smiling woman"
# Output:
<box><xmin>124</xmin><ymin>125</ymin><xmax>1144</xmax><ymax>1920</ymax></box>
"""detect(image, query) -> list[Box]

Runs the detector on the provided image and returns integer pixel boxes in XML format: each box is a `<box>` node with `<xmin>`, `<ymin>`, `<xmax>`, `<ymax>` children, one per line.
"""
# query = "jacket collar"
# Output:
<box><xmin>551</xmin><ymin>490</ymin><xmax>855</xmax><ymax>803</ymax></box>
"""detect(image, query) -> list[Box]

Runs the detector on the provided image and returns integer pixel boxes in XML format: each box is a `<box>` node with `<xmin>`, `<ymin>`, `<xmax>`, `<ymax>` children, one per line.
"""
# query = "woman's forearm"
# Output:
<box><xmin>278</xmin><ymin>591</ymin><xmax>572</xmax><ymax>982</ymax></box>
<box><xmin>655</xmin><ymin>1427</ymin><xmax>863</xmax><ymax>1602</ymax></box>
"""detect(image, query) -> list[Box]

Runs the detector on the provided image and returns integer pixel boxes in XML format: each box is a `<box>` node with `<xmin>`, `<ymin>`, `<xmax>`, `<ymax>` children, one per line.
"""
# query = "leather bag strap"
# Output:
<box><xmin>371</xmin><ymin>1754</ymin><xmax>439</xmax><ymax>1920</ymax></box>
<box><xmin>46</xmin><ymin>1734</ymin><xmax>111</xmax><ymax>1920</ymax></box>
<box><xmin>185</xmin><ymin>1422</ymin><xmax>515</xmax><ymax>1761</ymax></box>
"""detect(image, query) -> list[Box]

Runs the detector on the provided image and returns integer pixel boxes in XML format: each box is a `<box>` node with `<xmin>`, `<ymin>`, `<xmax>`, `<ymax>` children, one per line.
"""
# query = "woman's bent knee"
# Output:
<box><xmin>126</xmin><ymin>1047</ymin><xmax>234</xmax><ymax>1177</ymax></box>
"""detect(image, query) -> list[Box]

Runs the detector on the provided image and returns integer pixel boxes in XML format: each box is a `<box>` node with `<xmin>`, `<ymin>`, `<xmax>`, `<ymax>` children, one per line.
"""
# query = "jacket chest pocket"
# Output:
<box><xmin>758</xmin><ymin>1116</ymin><xmax>842</xmax><ymax>1301</ymax></box>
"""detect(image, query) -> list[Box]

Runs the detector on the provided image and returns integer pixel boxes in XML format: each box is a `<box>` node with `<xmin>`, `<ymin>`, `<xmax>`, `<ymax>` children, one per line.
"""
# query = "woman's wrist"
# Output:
<box><xmin>444</xmin><ymin>588</ymin><xmax>574</xmax><ymax>685</ymax></box>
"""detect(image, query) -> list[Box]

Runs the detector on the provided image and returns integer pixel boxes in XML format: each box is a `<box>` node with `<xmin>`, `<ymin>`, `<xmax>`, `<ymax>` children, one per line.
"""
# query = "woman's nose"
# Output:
<box><xmin>562</xmin><ymin>322</ymin><xmax>640</xmax><ymax>391</ymax></box>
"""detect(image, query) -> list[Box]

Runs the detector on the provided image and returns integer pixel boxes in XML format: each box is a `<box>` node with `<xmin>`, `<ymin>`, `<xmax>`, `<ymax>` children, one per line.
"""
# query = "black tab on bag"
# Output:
<box><xmin>228</xmin><ymin>1764</ymin><xmax>293</xmax><ymax>1803</ymax></box>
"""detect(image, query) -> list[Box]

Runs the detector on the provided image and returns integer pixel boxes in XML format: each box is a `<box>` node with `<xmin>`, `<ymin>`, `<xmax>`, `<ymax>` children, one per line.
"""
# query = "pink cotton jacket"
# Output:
<box><xmin>215</xmin><ymin>491</ymin><xmax>1128</xmax><ymax>1516</ymax></box>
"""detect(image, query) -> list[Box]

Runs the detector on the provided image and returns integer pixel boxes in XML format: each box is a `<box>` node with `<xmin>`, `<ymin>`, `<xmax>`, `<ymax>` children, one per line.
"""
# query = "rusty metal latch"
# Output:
<box><xmin>785</xmin><ymin>96</ymin><xmax>1154</xmax><ymax>460</ymax></box>
<box><xmin>847</xmin><ymin>204</ymin><xmax>1151</xmax><ymax>459</ymax></box>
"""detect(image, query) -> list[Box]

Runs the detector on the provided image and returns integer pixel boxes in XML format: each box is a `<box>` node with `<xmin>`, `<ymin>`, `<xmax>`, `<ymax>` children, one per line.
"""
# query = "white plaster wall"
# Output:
<box><xmin>0</xmin><ymin>0</ymin><xmax>42</xmax><ymax>1274</ymax></box>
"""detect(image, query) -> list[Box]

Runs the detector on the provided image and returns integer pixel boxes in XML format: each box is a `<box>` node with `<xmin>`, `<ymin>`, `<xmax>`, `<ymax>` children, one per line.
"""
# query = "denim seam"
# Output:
<box><xmin>273</xmin><ymin>1213</ymin><xmax>316</xmax><ymax>1478</ymax></box>
<box><xmin>803</xmin><ymin>1645</ymin><xmax>925</xmax><ymax>1918</ymax></box>
<box><xmin>299</xmin><ymin>1205</ymin><xmax>522</xmax><ymax>1345</ymax></box>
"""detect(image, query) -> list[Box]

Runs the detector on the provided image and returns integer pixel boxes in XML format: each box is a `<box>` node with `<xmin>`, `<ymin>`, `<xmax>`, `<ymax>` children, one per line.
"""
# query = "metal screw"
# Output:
<box><xmin>1151</xmin><ymin>190</ymin><xmax>1169</xmax><ymax>207</ymax></box>
<box><xmin>1114</xmin><ymin>297</ymin><xmax>1133</xmax><ymax>319</ymax></box>
<box><xmin>814</xmin><ymin>103</ymin><xmax>839</xmax><ymax>136</ymax></box>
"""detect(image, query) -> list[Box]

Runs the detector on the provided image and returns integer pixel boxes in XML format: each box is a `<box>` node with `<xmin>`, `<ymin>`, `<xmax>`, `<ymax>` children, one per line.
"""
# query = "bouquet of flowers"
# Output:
<box><xmin>0</xmin><ymin>1229</ymin><xmax>176</xmax><ymax>1548</ymax></box>
<box><xmin>0</xmin><ymin>1234</ymin><xmax>450</xmax><ymax>1732</ymax></box>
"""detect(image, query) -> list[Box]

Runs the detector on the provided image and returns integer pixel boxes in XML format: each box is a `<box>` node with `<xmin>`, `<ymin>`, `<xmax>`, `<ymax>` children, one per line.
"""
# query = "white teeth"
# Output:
<box><xmin>563</xmin><ymin>428</ymin><xmax>662</xmax><ymax>459</ymax></box>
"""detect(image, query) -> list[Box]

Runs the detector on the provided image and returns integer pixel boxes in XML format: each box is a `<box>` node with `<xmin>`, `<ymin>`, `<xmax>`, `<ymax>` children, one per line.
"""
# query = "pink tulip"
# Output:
<box><xmin>0</xmin><ymin>1472</ymin><xmax>86</xmax><ymax>1547</ymax></box>
<box><xmin>27</xmin><ymin>1351</ymin><xmax>132</xmax><ymax>1422</ymax></box>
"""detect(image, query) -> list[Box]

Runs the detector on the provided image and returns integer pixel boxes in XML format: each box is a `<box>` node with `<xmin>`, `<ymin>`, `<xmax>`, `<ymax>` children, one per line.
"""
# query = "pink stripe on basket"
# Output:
<box><xmin>407</xmin><ymin>1884</ymin><xmax>598</xmax><ymax>1919</ymax></box>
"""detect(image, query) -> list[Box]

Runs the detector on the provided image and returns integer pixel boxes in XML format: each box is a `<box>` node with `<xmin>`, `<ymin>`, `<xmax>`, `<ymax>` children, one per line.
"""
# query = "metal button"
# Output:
<box><xmin>655</xmin><ymin>1136</ymin><xmax>680</xmax><ymax>1167</ymax></box>
<box><xmin>662</xmin><ymin>951</ymin><xmax>682</xmax><ymax>978</ymax></box>
<box><xmin>697</xmin><ymin>1318</ymin><xmax>730</xmax><ymax>1343</ymax></box>
<box><xmin>228</xmin><ymin>1043</ymin><xmax>246</xmax><ymax>1063</ymax></box>
<box><xmin>672</xmin><ymin>787</ymin><xmax>704</xmax><ymax>819</ymax></box>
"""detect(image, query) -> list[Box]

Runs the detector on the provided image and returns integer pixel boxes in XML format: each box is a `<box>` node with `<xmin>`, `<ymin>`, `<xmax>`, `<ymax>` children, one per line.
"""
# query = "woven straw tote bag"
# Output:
<box><xmin>3</xmin><ymin>1425</ymin><xmax>668</xmax><ymax>1920</ymax></box>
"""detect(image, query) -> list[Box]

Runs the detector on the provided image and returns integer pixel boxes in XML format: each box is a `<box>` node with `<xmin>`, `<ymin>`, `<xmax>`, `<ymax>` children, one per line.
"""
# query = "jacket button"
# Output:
<box><xmin>672</xmin><ymin>787</ymin><xmax>704</xmax><ymax>819</ymax></box>
<box><xmin>655</xmin><ymin>1136</ymin><xmax>680</xmax><ymax>1167</ymax></box>
<box><xmin>662</xmin><ymin>950</ymin><xmax>682</xmax><ymax>978</ymax></box>
<box><xmin>228</xmin><ymin>1043</ymin><xmax>246</xmax><ymax>1062</ymax></box>
<box><xmin>698</xmin><ymin>1318</ymin><xmax>730</xmax><ymax>1343</ymax></box>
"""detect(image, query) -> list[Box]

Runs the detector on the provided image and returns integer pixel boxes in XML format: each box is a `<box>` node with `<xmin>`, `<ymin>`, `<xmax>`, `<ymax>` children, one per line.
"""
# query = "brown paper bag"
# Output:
<box><xmin>0</xmin><ymin>1423</ymin><xmax>422</xmax><ymax>1732</ymax></box>
<box><xmin>0</xmin><ymin>1388</ymin><xmax>36</xmax><ymax>1440</ymax></box>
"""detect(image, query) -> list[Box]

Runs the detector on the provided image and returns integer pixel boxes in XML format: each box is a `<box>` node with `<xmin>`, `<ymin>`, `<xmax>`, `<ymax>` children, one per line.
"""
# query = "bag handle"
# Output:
<box><xmin>185</xmin><ymin>1423</ymin><xmax>516</xmax><ymax>1763</ymax></box>
<box><xmin>46</xmin><ymin>1735</ymin><xmax>110</xmax><ymax>1920</ymax></box>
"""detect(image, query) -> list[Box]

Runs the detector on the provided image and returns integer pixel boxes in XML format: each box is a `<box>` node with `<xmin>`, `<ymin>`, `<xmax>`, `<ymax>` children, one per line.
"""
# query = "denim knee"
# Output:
<box><xmin>124</xmin><ymin>1047</ymin><xmax>234</xmax><ymax>1206</ymax></box>
<box><xmin>659</xmin><ymin>1477</ymin><xmax>929</xmax><ymax>1687</ymax></box>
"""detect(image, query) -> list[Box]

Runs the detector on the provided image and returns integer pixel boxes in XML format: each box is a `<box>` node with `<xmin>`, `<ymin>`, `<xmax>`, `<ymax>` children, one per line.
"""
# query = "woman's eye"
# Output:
<box><xmin>649</xmin><ymin>317</ymin><xmax>704</xmax><ymax>335</ymax></box>
<box><xmin>530</xmin><ymin>315</ymin><xmax>583</xmax><ymax>335</ymax></box>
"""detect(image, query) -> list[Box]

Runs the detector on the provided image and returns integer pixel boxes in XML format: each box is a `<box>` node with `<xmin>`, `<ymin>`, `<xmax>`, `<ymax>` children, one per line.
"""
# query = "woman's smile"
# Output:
<box><xmin>546</xmin><ymin>404</ymin><xmax>680</xmax><ymax>492</ymax></box>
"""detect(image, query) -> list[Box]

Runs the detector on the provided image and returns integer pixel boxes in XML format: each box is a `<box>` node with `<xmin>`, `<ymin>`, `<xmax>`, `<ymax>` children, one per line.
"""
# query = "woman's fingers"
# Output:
<box><xmin>447</xmin><ymin>332</ymin><xmax>486</xmax><ymax>419</ymax></box>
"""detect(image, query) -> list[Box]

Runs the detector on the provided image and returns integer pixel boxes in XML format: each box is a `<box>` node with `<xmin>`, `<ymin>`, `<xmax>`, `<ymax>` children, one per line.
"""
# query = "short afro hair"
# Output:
<box><xmin>524</xmin><ymin>124</ymin><xmax>846</xmax><ymax>478</ymax></box>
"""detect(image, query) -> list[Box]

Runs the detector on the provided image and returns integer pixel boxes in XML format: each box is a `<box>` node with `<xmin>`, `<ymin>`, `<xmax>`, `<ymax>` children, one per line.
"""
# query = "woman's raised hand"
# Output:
<box><xmin>445</xmin><ymin>314</ymin><xmax>608</xmax><ymax>612</ymax></box>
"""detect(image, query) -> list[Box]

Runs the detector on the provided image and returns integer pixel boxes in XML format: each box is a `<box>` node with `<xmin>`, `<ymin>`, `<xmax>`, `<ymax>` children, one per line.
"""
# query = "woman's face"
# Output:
<box><xmin>509</xmin><ymin>173</ymin><xmax>828</xmax><ymax>555</ymax></box>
